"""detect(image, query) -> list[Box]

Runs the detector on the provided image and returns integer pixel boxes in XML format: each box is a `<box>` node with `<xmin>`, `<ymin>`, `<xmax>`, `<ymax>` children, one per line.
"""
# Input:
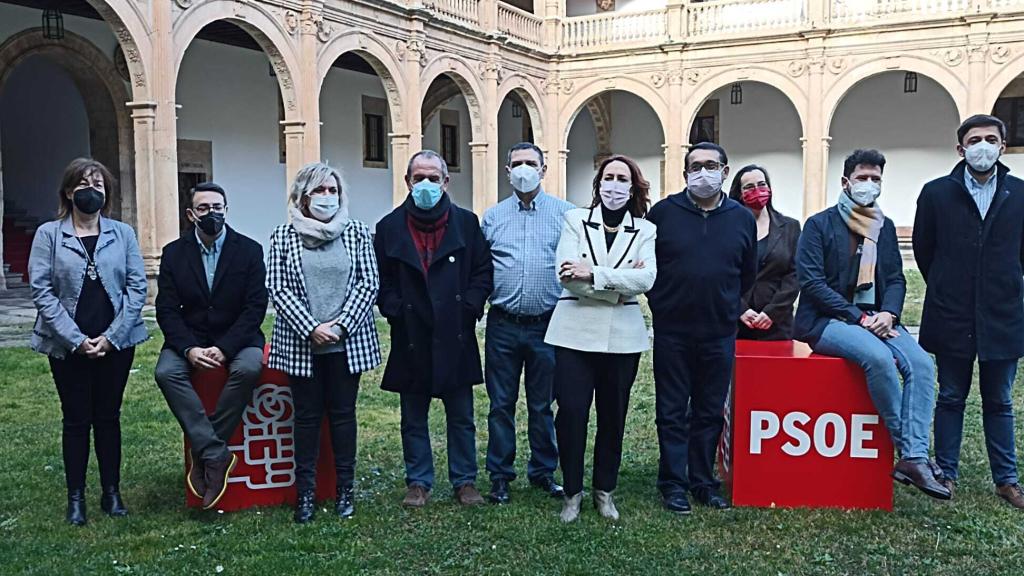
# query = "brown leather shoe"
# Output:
<box><xmin>402</xmin><ymin>484</ymin><xmax>430</xmax><ymax>508</ymax></box>
<box><xmin>455</xmin><ymin>483</ymin><xmax>486</xmax><ymax>506</ymax></box>
<box><xmin>202</xmin><ymin>453</ymin><xmax>237</xmax><ymax>510</ymax></box>
<box><xmin>927</xmin><ymin>460</ymin><xmax>954</xmax><ymax>499</ymax></box>
<box><xmin>996</xmin><ymin>483</ymin><xmax>1024</xmax><ymax>509</ymax></box>
<box><xmin>892</xmin><ymin>458</ymin><xmax>952</xmax><ymax>500</ymax></box>
<box><xmin>941</xmin><ymin>478</ymin><xmax>955</xmax><ymax>499</ymax></box>
<box><xmin>186</xmin><ymin>453</ymin><xmax>205</xmax><ymax>499</ymax></box>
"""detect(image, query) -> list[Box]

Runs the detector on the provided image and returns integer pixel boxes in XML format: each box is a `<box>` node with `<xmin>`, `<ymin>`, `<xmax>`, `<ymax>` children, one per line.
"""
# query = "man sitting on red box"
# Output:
<box><xmin>154</xmin><ymin>182</ymin><xmax>268</xmax><ymax>510</ymax></box>
<box><xmin>793</xmin><ymin>149</ymin><xmax>950</xmax><ymax>501</ymax></box>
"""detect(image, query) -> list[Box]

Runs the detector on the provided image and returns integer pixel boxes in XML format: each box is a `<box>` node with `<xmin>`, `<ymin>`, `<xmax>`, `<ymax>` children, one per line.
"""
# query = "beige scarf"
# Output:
<box><xmin>289</xmin><ymin>204</ymin><xmax>348</xmax><ymax>249</ymax></box>
<box><xmin>837</xmin><ymin>192</ymin><xmax>884</xmax><ymax>295</ymax></box>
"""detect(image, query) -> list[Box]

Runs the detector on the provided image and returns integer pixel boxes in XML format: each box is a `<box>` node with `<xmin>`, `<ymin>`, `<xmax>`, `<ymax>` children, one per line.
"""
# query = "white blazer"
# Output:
<box><xmin>544</xmin><ymin>207</ymin><xmax>657</xmax><ymax>354</ymax></box>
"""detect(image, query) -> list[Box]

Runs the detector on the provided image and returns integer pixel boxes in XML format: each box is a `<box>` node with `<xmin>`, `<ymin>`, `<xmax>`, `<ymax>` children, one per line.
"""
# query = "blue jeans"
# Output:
<box><xmin>813</xmin><ymin>320</ymin><xmax>935</xmax><ymax>459</ymax></box>
<box><xmin>484</xmin><ymin>312</ymin><xmax>559</xmax><ymax>483</ymax></box>
<box><xmin>400</xmin><ymin>387</ymin><xmax>477</xmax><ymax>491</ymax></box>
<box><xmin>934</xmin><ymin>355</ymin><xmax>1019</xmax><ymax>486</ymax></box>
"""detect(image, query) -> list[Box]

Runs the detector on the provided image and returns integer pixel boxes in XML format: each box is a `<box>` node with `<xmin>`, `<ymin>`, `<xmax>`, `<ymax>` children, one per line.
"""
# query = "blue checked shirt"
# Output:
<box><xmin>965</xmin><ymin>169</ymin><xmax>998</xmax><ymax>220</ymax></box>
<box><xmin>196</xmin><ymin>227</ymin><xmax>226</xmax><ymax>291</ymax></box>
<box><xmin>482</xmin><ymin>191</ymin><xmax>575</xmax><ymax>316</ymax></box>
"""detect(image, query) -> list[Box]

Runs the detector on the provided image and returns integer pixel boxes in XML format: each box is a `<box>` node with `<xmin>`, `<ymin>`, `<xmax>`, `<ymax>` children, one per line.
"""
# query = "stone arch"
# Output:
<box><xmin>497</xmin><ymin>73</ymin><xmax>546</xmax><ymax>145</ymax></box>
<box><xmin>558</xmin><ymin>76</ymin><xmax>669</xmax><ymax>149</ymax></box>
<box><xmin>984</xmin><ymin>48</ymin><xmax>1024</xmax><ymax>113</ymax></box>
<box><xmin>172</xmin><ymin>0</ymin><xmax>303</xmax><ymax>119</ymax></box>
<box><xmin>824</xmin><ymin>56</ymin><xmax>967</xmax><ymax>131</ymax></box>
<box><xmin>85</xmin><ymin>0</ymin><xmax>152</xmax><ymax>100</ymax></box>
<box><xmin>316</xmin><ymin>31</ymin><xmax>408</xmax><ymax>131</ymax></box>
<box><xmin>420</xmin><ymin>55</ymin><xmax>487</xmax><ymax>141</ymax></box>
<box><xmin>683</xmin><ymin>66</ymin><xmax>807</xmax><ymax>137</ymax></box>
<box><xmin>0</xmin><ymin>28</ymin><xmax>135</xmax><ymax>222</ymax></box>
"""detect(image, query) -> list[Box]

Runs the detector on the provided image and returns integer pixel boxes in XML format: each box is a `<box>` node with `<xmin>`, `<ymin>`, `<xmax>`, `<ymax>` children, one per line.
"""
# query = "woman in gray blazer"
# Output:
<box><xmin>28</xmin><ymin>158</ymin><xmax>148</xmax><ymax>526</ymax></box>
<box><xmin>545</xmin><ymin>155</ymin><xmax>657</xmax><ymax>522</ymax></box>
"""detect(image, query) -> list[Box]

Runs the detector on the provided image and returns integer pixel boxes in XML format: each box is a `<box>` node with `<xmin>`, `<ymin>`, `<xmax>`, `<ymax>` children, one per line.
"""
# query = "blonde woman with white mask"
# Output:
<box><xmin>266</xmin><ymin>162</ymin><xmax>382</xmax><ymax>524</ymax></box>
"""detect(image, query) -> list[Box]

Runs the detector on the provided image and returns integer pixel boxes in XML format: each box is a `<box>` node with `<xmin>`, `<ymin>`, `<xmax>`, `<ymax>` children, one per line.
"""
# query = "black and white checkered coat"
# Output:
<box><xmin>266</xmin><ymin>221</ymin><xmax>381</xmax><ymax>378</ymax></box>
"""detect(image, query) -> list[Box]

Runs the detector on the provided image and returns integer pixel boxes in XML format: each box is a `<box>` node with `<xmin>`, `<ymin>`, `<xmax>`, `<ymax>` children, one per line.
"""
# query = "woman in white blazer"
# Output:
<box><xmin>545</xmin><ymin>155</ymin><xmax>657</xmax><ymax>522</ymax></box>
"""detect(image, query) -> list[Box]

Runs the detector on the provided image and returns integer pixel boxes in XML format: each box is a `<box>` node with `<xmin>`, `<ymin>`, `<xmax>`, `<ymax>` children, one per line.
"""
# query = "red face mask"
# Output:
<box><xmin>741</xmin><ymin>186</ymin><xmax>772</xmax><ymax>210</ymax></box>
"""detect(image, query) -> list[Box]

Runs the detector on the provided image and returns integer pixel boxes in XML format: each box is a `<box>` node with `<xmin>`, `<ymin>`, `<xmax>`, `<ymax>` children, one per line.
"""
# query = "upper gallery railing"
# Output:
<box><xmin>688</xmin><ymin>0</ymin><xmax>807</xmax><ymax>37</ymax></box>
<box><xmin>561</xmin><ymin>9</ymin><xmax>668</xmax><ymax>50</ymax></box>
<box><xmin>498</xmin><ymin>3</ymin><xmax>544</xmax><ymax>47</ymax></box>
<box><xmin>419</xmin><ymin>0</ymin><xmax>1024</xmax><ymax>53</ymax></box>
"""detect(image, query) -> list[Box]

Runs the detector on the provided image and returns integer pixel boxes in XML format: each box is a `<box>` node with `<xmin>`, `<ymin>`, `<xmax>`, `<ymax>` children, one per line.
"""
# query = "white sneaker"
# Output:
<box><xmin>560</xmin><ymin>492</ymin><xmax>583</xmax><ymax>523</ymax></box>
<box><xmin>593</xmin><ymin>490</ymin><xmax>619</xmax><ymax>520</ymax></box>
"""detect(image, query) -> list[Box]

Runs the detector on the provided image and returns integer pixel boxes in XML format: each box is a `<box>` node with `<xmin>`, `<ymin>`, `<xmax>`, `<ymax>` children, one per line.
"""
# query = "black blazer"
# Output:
<box><xmin>738</xmin><ymin>211</ymin><xmax>800</xmax><ymax>341</ymax></box>
<box><xmin>794</xmin><ymin>206</ymin><xmax>905</xmax><ymax>346</ymax></box>
<box><xmin>374</xmin><ymin>200</ymin><xmax>493</xmax><ymax>398</ymax></box>
<box><xmin>914</xmin><ymin>161</ymin><xmax>1024</xmax><ymax>361</ymax></box>
<box><xmin>156</xmin><ymin>225</ymin><xmax>267</xmax><ymax>358</ymax></box>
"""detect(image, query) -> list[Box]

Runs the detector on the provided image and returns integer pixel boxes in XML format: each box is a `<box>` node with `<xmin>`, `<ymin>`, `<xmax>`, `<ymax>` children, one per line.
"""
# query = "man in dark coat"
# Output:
<box><xmin>914</xmin><ymin>114</ymin><xmax>1024</xmax><ymax>509</ymax></box>
<box><xmin>154</xmin><ymin>182</ymin><xmax>268</xmax><ymax>510</ymax></box>
<box><xmin>795</xmin><ymin>150</ymin><xmax>949</xmax><ymax>503</ymax></box>
<box><xmin>374</xmin><ymin>150</ymin><xmax>493</xmax><ymax>508</ymax></box>
<box><xmin>647</xmin><ymin>142</ymin><xmax>758</xmax><ymax>514</ymax></box>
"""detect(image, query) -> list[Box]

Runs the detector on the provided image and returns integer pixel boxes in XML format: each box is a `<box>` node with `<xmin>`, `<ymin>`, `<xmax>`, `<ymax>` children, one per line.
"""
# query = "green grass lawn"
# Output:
<box><xmin>2</xmin><ymin>306</ymin><xmax>1024</xmax><ymax>575</ymax></box>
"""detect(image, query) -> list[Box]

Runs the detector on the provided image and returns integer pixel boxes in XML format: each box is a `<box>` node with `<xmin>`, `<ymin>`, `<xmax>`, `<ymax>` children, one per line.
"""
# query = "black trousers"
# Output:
<box><xmin>289</xmin><ymin>352</ymin><xmax>361</xmax><ymax>492</ymax></box>
<box><xmin>48</xmin><ymin>347</ymin><xmax>135</xmax><ymax>491</ymax></box>
<box><xmin>553</xmin><ymin>346</ymin><xmax>640</xmax><ymax>497</ymax></box>
<box><xmin>653</xmin><ymin>334</ymin><xmax>735</xmax><ymax>496</ymax></box>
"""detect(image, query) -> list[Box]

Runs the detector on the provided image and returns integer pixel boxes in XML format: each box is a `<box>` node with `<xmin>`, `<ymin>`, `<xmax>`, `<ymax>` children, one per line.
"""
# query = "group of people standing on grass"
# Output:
<box><xmin>27</xmin><ymin>114</ymin><xmax>1024</xmax><ymax>526</ymax></box>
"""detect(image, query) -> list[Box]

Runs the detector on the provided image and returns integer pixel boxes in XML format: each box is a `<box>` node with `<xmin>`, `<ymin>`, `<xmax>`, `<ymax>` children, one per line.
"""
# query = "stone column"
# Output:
<box><xmin>282</xmin><ymin>120</ymin><xmax>307</xmax><ymax>194</ymax></box>
<box><xmin>391</xmin><ymin>132</ymin><xmax>412</xmax><ymax>207</ymax></box>
<box><xmin>965</xmin><ymin>17</ymin><xmax>992</xmax><ymax>119</ymax></box>
<box><xmin>480</xmin><ymin>49</ymin><xmax>502</xmax><ymax>214</ymax></box>
<box><xmin>557</xmin><ymin>148</ymin><xmax>569</xmax><ymax>200</ymax></box>
<box><xmin>666</xmin><ymin>0</ymin><xmax>688</xmax><ymax>44</ymax></box>
<box><xmin>663</xmin><ymin>66</ymin><xmax>686</xmax><ymax>197</ymax></box>
<box><xmin>542</xmin><ymin>73</ymin><xmax>564</xmax><ymax>198</ymax></box>
<box><xmin>802</xmin><ymin>52</ymin><xmax>829</xmax><ymax>218</ymax></box>
<box><xmin>470</xmin><ymin>141</ymin><xmax>489</xmax><ymax>215</ymax></box>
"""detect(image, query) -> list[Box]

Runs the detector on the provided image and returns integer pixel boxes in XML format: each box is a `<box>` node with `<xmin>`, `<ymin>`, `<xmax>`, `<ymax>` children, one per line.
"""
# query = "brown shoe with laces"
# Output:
<box><xmin>455</xmin><ymin>483</ymin><xmax>486</xmax><ymax>506</ymax></box>
<box><xmin>996</xmin><ymin>483</ymin><xmax>1024</xmax><ymax>509</ymax></box>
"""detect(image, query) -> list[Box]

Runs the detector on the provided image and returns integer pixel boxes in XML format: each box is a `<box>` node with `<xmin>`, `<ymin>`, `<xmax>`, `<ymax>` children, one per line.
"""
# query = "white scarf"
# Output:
<box><xmin>289</xmin><ymin>204</ymin><xmax>348</xmax><ymax>249</ymax></box>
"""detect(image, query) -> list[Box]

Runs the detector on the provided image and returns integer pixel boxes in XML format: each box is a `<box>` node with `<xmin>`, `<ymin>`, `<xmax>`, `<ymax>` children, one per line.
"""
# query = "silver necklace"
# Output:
<box><xmin>77</xmin><ymin>236</ymin><xmax>98</xmax><ymax>281</ymax></box>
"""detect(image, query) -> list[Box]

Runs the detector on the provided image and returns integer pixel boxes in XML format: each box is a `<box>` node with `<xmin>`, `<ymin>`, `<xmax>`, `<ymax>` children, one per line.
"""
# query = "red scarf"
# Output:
<box><xmin>406</xmin><ymin>211</ymin><xmax>449</xmax><ymax>275</ymax></box>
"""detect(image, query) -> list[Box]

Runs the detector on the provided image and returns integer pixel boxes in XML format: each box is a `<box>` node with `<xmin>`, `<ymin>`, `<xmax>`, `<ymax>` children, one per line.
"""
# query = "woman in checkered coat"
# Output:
<box><xmin>266</xmin><ymin>162</ymin><xmax>381</xmax><ymax>524</ymax></box>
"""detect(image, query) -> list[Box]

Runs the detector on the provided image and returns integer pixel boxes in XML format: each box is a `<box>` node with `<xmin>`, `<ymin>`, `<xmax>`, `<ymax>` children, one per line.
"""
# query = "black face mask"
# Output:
<box><xmin>73</xmin><ymin>187</ymin><xmax>104</xmax><ymax>215</ymax></box>
<box><xmin>195</xmin><ymin>212</ymin><xmax>225</xmax><ymax>237</ymax></box>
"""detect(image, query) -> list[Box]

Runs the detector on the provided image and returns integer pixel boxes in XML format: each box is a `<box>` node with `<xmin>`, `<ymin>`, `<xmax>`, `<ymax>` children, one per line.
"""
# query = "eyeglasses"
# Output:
<box><xmin>309</xmin><ymin>186</ymin><xmax>339</xmax><ymax>195</ymax></box>
<box><xmin>687</xmin><ymin>161</ymin><xmax>722</xmax><ymax>174</ymax></box>
<box><xmin>192</xmin><ymin>203</ymin><xmax>226</xmax><ymax>216</ymax></box>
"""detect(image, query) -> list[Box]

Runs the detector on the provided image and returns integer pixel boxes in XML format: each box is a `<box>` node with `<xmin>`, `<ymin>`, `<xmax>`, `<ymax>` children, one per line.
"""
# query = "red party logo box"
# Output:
<box><xmin>184</xmin><ymin>348</ymin><xmax>336</xmax><ymax>511</ymax></box>
<box><xmin>718</xmin><ymin>340</ymin><xmax>895</xmax><ymax>511</ymax></box>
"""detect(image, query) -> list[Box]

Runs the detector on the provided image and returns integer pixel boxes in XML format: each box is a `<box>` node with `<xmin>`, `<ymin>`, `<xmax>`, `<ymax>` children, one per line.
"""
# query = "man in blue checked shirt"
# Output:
<box><xmin>481</xmin><ymin>142</ymin><xmax>575</xmax><ymax>504</ymax></box>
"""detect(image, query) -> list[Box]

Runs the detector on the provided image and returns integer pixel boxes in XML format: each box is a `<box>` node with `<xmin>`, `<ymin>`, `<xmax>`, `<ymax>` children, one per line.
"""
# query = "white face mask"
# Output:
<box><xmin>964</xmin><ymin>141</ymin><xmax>1001</xmax><ymax>173</ymax></box>
<box><xmin>847</xmin><ymin>180</ymin><xmax>881</xmax><ymax>207</ymax></box>
<box><xmin>308</xmin><ymin>194</ymin><xmax>340</xmax><ymax>221</ymax></box>
<box><xmin>599</xmin><ymin>180</ymin><xmax>631</xmax><ymax>211</ymax></box>
<box><xmin>687</xmin><ymin>168</ymin><xmax>724</xmax><ymax>199</ymax></box>
<box><xmin>509</xmin><ymin>164</ymin><xmax>542</xmax><ymax>194</ymax></box>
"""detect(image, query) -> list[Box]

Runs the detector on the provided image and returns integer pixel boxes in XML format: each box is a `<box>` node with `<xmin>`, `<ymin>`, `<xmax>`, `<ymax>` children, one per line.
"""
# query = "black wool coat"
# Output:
<box><xmin>913</xmin><ymin>161</ymin><xmax>1024</xmax><ymax>361</ymax></box>
<box><xmin>374</xmin><ymin>202</ymin><xmax>494</xmax><ymax>397</ymax></box>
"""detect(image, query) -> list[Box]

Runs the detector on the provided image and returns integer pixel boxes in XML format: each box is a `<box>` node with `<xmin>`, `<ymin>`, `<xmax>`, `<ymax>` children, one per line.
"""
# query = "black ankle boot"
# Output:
<box><xmin>294</xmin><ymin>490</ymin><xmax>316</xmax><ymax>524</ymax></box>
<box><xmin>100</xmin><ymin>486</ymin><xmax>129</xmax><ymax>517</ymax></box>
<box><xmin>336</xmin><ymin>486</ymin><xmax>354</xmax><ymax>518</ymax></box>
<box><xmin>66</xmin><ymin>489</ymin><xmax>87</xmax><ymax>526</ymax></box>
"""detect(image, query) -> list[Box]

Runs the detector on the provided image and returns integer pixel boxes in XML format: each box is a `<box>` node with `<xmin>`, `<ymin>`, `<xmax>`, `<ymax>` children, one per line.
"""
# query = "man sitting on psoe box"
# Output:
<box><xmin>793</xmin><ymin>149</ymin><xmax>950</xmax><ymax>501</ymax></box>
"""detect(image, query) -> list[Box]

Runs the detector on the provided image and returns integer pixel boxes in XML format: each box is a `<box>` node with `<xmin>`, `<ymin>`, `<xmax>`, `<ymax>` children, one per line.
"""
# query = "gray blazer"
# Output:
<box><xmin>29</xmin><ymin>216</ymin><xmax>148</xmax><ymax>358</ymax></box>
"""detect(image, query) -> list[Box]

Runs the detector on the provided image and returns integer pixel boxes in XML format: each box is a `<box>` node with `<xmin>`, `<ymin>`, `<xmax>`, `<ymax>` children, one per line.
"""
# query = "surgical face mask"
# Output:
<box><xmin>411</xmin><ymin>180</ymin><xmax>443</xmax><ymax>209</ymax></box>
<box><xmin>73</xmin><ymin>187</ymin><xmax>104</xmax><ymax>214</ymax></box>
<box><xmin>964</xmin><ymin>141</ymin><xmax>1001</xmax><ymax>173</ymax></box>
<box><xmin>308</xmin><ymin>194</ymin><xmax>340</xmax><ymax>221</ymax></box>
<box><xmin>599</xmin><ymin>180</ymin><xmax>631</xmax><ymax>211</ymax></box>
<box><xmin>741</xmin><ymin>186</ymin><xmax>772</xmax><ymax>211</ymax></box>
<box><xmin>847</xmin><ymin>180</ymin><xmax>881</xmax><ymax>207</ymax></box>
<box><xmin>687</xmin><ymin>168</ymin><xmax>724</xmax><ymax>199</ymax></box>
<box><xmin>509</xmin><ymin>164</ymin><xmax>541</xmax><ymax>194</ymax></box>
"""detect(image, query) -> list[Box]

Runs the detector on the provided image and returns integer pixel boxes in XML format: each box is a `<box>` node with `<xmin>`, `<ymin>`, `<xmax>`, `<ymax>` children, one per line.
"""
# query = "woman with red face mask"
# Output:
<box><xmin>727</xmin><ymin>164</ymin><xmax>801</xmax><ymax>340</ymax></box>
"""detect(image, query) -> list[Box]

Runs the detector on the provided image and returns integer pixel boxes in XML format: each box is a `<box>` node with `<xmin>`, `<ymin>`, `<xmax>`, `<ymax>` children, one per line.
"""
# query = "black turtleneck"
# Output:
<box><xmin>601</xmin><ymin>203</ymin><xmax>628</xmax><ymax>248</ymax></box>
